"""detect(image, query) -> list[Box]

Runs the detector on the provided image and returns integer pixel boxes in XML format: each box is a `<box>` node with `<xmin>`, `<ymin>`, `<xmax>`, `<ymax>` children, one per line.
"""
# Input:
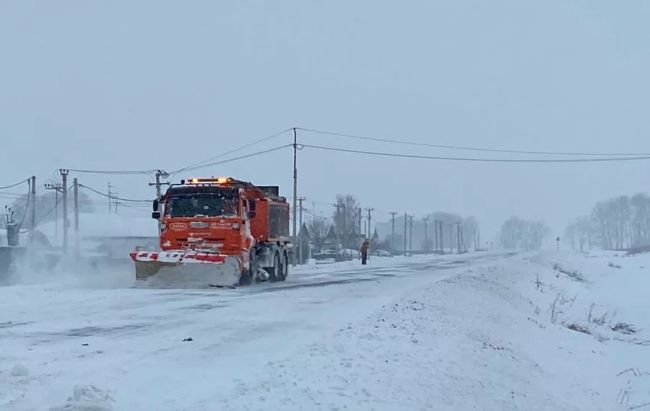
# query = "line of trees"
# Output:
<box><xmin>498</xmin><ymin>217</ymin><xmax>549</xmax><ymax>250</ymax></box>
<box><xmin>304</xmin><ymin>193</ymin><xmax>481</xmax><ymax>254</ymax></box>
<box><xmin>379</xmin><ymin>212</ymin><xmax>480</xmax><ymax>253</ymax></box>
<box><xmin>566</xmin><ymin>193</ymin><xmax>650</xmax><ymax>251</ymax></box>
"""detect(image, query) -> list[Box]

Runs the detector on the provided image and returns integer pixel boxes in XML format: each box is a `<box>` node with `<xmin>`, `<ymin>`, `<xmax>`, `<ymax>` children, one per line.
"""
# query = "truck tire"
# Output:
<box><xmin>279</xmin><ymin>252</ymin><xmax>288</xmax><ymax>281</ymax></box>
<box><xmin>239</xmin><ymin>267</ymin><xmax>252</xmax><ymax>286</ymax></box>
<box><xmin>239</xmin><ymin>254</ymin><xmax>255</xmax><ymax>286</ymax></box>
<box><xmin>267</xmin><ymin>253</ymin><xmax>280</xmax><ymax>282</ymax></box>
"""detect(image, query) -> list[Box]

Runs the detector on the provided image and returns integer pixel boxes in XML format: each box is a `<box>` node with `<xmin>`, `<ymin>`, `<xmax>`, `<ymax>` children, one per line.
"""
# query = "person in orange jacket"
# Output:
<box><xmin>360</xmin><ymin>239</ymin><xmax>370</xmax><ymax>265</ymax></box>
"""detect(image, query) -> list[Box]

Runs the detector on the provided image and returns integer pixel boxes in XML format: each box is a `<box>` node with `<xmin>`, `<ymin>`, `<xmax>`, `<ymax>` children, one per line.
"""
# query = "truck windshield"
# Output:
<box><xmin>165</xmin><ymin>194</ymin><xmax>238</xmax><ymax>217</ymax></box>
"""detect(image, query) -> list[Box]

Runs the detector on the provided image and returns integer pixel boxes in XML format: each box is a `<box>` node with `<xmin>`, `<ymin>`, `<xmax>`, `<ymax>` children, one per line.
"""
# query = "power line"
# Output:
<box><xmin>174</xmin><ymin>144</ymin><xmax>293</xmax><ymax>174</ymax></box>
<box><xmin>297</xmin><ymin>127</ymin><xmax>650</xmax><ymax>157</ymax></box>
<box><xmin>0</xmin><ymin>193</ymin><xmax>26</xmax><ymax>199</ymax></box>
<box><xmin>17</xmin><ymin>179</ymin><xmax>32</xmax><ymax>227</ymax></box>
<box><xmin>67</xmin><ymin>168</ymin><xmax>159</xmax><ymax>176</ymax></box>
<box><xmin>34</xmin><ymin>195</ymin><xmax>63</xmax><ymax>227</ymax></box>
<box><xmin>301</xmin><ymin>144</ymin><xmax>650</xmax><ymax>163</ymax></box>
<box><xmin>170</xmin><ymin>128</ymin><xmax>292</xmax><ymax>175</ymax></box>
<box><xmin>79</xmin><ymin>184</ymin><xmax>151</xmax><ymax>203</ymax></box>
<box><xmin>0</xmin><ymin>178</ymin><xmax>29</xmax><ymax>190</ymax></box>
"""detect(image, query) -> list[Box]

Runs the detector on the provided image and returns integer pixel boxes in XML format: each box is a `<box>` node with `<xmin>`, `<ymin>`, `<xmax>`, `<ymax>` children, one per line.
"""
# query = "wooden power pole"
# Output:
<box><xmin>423</xmin><ymin>217</ymin><xmax>429</xmax><ymax>254</ymax></box>
<box><xmin>390</xmin><ymin>211</ymin><xmax>397</xmax><ymax>255</ymax></box>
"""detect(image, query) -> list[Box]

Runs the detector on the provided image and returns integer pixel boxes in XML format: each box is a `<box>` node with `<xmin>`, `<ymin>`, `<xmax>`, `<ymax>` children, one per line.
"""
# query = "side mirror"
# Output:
<box><xmin>152</xmin><ymin>199</ymin><xmax>159</xmax><ymax>212</ymax></box>
<box><xmin>152</xmin><ymin>211</ymin><xmax>161</xmax><ymax>219</ymax></box>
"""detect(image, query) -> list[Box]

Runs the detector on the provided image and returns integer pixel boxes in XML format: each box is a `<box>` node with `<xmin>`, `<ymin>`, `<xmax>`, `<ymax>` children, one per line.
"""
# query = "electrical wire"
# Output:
<box><xmin>175</xmin><ymin>144</ymin><xmax>293</xmax><ymax>174</ymax></box>
<box><xmin>79</xmin><ymin>184</ymin><xmax>152</xmax><ymax>203</ymax></box>
<box><xmin>0</xmin><ymin>178</ymin><xmax>29</xmax><ymax>190</ymax></box>
<box><xmin>67</xmin><ymin>168</ymin><xmax>159</xmax><ymax>176</ymax></box>
<box><xmin>297</xmin><ymin>127</ymin><xmax>650</xmax><ymax>157</ymax></box>
<box><xmin>34</xmin><ymin>196</ymin><xmax>62</xmax><ymax>227</ymax></box>
<box><xmin>301</xmin><ymin>144</ymin><xmax>650</xmax><ymax>163</ymax></box>
<box><xmin>17</xmin><ymin>179</ymin><xmax>32</xmax><ymax>227</ymax></box>
<box><xmin>169</xmin><ymin>128</ymin><xmax>292</xmax><ymax>175</ymax></box>
<box><xmin>0</xmin><ymin>193</ymin><xmax>26</xmax><ymax>199</ymax></box>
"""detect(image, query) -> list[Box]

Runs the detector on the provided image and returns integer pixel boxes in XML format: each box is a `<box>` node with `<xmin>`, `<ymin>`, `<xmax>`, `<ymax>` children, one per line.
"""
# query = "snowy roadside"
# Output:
<box><xmin>222</xmin><ymin>251</ymin><xmax>650</xmax><ymax>411</ymax></box>
<box><xmin>1</xmin><ymin>251</ymin><xmax>648</xmax><ymax>410</ymax></box>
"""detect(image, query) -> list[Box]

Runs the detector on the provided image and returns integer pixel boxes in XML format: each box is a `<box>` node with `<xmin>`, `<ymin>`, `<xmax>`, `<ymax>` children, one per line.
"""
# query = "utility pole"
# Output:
<box><xmin>342</xmin><ymin>203</ymin><xmax>347</xmax><ymax>250</ymax></box>
<box><xmin>434</xmin><ymin>220</ymin><xmax>438</xmax><ymax>253</ymax></box>
<box><xmin>456</xmin><ymin>222</ymin><xmax>462</xmax><ymax>254</ymax></box>
<box><xmin>73</xmin><ymin>178</ymin><xmax>79</xmax><ymax>257</ymax></box>
<box><xmin>358</xmin><ymin>207</ymin><xmax>362</xmax><ymax>244</ymax></box>
<box><xmin>409</xmin><ymin>215</ymin><xmax>413</xmax><ymax>255</ymax></box>
<box><xmin>423</xmin><ymin>217</ymin><xmax>429</xmax><ymax>254</ymax></box>
<box><xmin>390</xmin><ymin>211</ymin><xmax>397</xmax><ymax>255</ymax></box>
<box><xmin>107</xmin><ymin>183</ymin><xmax>113</xmax><ymax>214</ymax></box>
<box><xmin>365</xmin><ymin>208</ymin><xmax>374</xmax><ymax>238</ymax></box>
<box><xmin>404</xmin><ymin>213</ymin><xmax>408</xmax><ymax>256</ymax></box>
<box><xmin>334</xmin><ymin>203</ymin><xmax>341</xmax><ymax>246</ymax></box>
<box><xmin>292</xmin><ymin>127</ymin><xmax>298</xmax><ymax>266</ymax></box>
<box><xmin>298</xmin><ymin>196</ymin><xmax>306</xmax><ymax>264</ymax></box>
<box><xmin>55</xmin><ymin>190</ymin><xmax>58</xmax><ymax>243</ymax></box>
<box><xmin>60</xmin><ymin>169</ymin><xmax>69</xmax><ymax>252</ymax></box>
<box><xmin>439</xmin><ymin>221</ymin><xmax>444</xmax><ymax>254</ymax></box>
<box><xmin>149</xmin><ymin>170</ymin><xmax>169</xmax><ymax>233</ymax></box>
<box><xmin>149</xmin><ymin>169</ymin><xmax>170</xmax><ymax>201</ymax></box>
<box><xmin>449</xmin><ymin>223</ymin><xmax>454</xmax><ymax>254</ymax></box>
<box><xmin>30</xmin><ymin>176</ymin><xmax>36</xmax><ymax>234</ymax></box>
<box><xmin>44</xmin><ymin>181</ymin><xmax>63</xmax><ymax>247</ymax></box>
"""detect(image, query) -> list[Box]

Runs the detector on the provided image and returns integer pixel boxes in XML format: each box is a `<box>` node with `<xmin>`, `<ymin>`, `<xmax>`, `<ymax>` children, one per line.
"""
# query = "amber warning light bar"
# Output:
<box><xmin>183</xmin><ymin>177</ymin><xmax>234</xmax><ymax>185</ymax></box>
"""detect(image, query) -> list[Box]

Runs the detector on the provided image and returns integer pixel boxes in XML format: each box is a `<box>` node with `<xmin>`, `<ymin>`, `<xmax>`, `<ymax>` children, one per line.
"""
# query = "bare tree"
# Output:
<box><xmin>333</xmin><ymin>194</ymin><xmax>360</xmax><ymax>249</ymax></box>
<box><xmin>499</xmin><ymin>217</ymin><xmax>549</xmax><ymax>250</ymax></box>
<box><xmin>584</xmin><ymin>193</ymin><xmax>650</xmax><ymax>250</ymax></box>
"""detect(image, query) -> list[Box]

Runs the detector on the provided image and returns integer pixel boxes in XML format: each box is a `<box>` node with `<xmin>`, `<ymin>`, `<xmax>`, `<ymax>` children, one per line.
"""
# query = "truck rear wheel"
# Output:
<box><xmin>266</xmin><ymin>253</ymin><xmax>280</xmax><ymax>282</ymax></box>
<box><xmin>278</xmin><ymin>252</ymin><xmax>288</xmax><ymax>281</ymax></box>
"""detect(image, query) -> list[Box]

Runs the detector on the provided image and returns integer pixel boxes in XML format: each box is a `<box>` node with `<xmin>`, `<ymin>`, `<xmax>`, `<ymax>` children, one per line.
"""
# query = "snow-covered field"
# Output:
<box><xmin>1</xmin><ymin>250</ymin><xmax>648</xmax><ymax>410</ymax></box>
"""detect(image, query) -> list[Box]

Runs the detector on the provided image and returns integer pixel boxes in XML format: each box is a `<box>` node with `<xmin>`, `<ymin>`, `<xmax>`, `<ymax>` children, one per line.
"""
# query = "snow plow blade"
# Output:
<box><xmin>130</xmin><ymin>251</ymin><xmax>242</xmax><ymax>288</ymax></box>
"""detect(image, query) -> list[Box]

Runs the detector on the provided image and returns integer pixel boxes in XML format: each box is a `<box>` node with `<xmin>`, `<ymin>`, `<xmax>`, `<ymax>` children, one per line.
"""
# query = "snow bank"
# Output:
<box><xmin>49</xmin><ymin>386</ymin><xmax>114</xmax><ymax>411</ymax></box>
<box><xmin>223</xmin><ymin>251</ymin><xmax>650</xmax><ymax>410</ymax></box>
<box><xmin>2</xmin><ymin>251</ymin><xmax>648</xmax><ymax>410</ymax></box>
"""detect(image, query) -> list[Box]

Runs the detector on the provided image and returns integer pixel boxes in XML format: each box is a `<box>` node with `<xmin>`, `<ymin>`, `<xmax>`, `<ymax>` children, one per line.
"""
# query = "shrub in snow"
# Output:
<box><xmin>10</xmin><ymin>364</ymin><xmax>29</xmax><ymax>377</ymax></box>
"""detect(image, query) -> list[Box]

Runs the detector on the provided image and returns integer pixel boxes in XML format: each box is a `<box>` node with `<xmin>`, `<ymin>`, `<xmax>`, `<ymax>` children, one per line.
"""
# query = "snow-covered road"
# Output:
<box><xmin>2</xmin><ymin>250</ymin><xmax>648</xmax><ymax>410</ymax></box>
<box><xmin>1</xmin><ymin>251</ymin><xmax>512</xmax><ymax>410</ymax></box>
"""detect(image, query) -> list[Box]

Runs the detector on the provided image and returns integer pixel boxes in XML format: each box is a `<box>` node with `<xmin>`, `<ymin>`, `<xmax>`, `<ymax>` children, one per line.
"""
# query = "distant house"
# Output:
<box><xmin>312</xmin><ymin>226</ymin><xmax>340</xmax><ymax>261</ymax></box>
<box><xmin>322</xmin><ymin>226</ymin><xmax>339</xmax><ymax>251</ymax></box>
<box><xmin>36</xmin><ymin>212</ymin><xmax>158</xmax><ymax>268</ymax></box>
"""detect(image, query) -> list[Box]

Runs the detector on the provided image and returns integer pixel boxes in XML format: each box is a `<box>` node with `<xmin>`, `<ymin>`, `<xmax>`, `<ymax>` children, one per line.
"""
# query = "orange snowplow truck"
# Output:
<box><xmin>130</xmin><ymin>177</ymin><xmax>291</xmax><ymax>287</ymax></box>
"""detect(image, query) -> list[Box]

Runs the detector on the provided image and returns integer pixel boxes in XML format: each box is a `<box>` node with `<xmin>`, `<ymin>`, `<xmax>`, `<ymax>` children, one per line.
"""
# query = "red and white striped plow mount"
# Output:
<box><xmin>130</xmin><ymin>251</ymin><xmax>228</xmax><ymax>264</ymax></box>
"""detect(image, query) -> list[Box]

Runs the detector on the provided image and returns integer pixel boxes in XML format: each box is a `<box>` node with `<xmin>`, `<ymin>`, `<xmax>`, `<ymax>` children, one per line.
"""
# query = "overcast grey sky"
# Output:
<box><xmin>1</xmin><ymin>0</ymin><xmax>649</xmax><ymax>239</ymax></box>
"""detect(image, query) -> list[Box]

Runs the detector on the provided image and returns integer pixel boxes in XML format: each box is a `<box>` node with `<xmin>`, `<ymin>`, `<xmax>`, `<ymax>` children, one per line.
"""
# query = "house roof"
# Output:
<box><xmin>36</xmin><ymin>212</ymin><xmax>158</xmax><ymax>240</ymax></box>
